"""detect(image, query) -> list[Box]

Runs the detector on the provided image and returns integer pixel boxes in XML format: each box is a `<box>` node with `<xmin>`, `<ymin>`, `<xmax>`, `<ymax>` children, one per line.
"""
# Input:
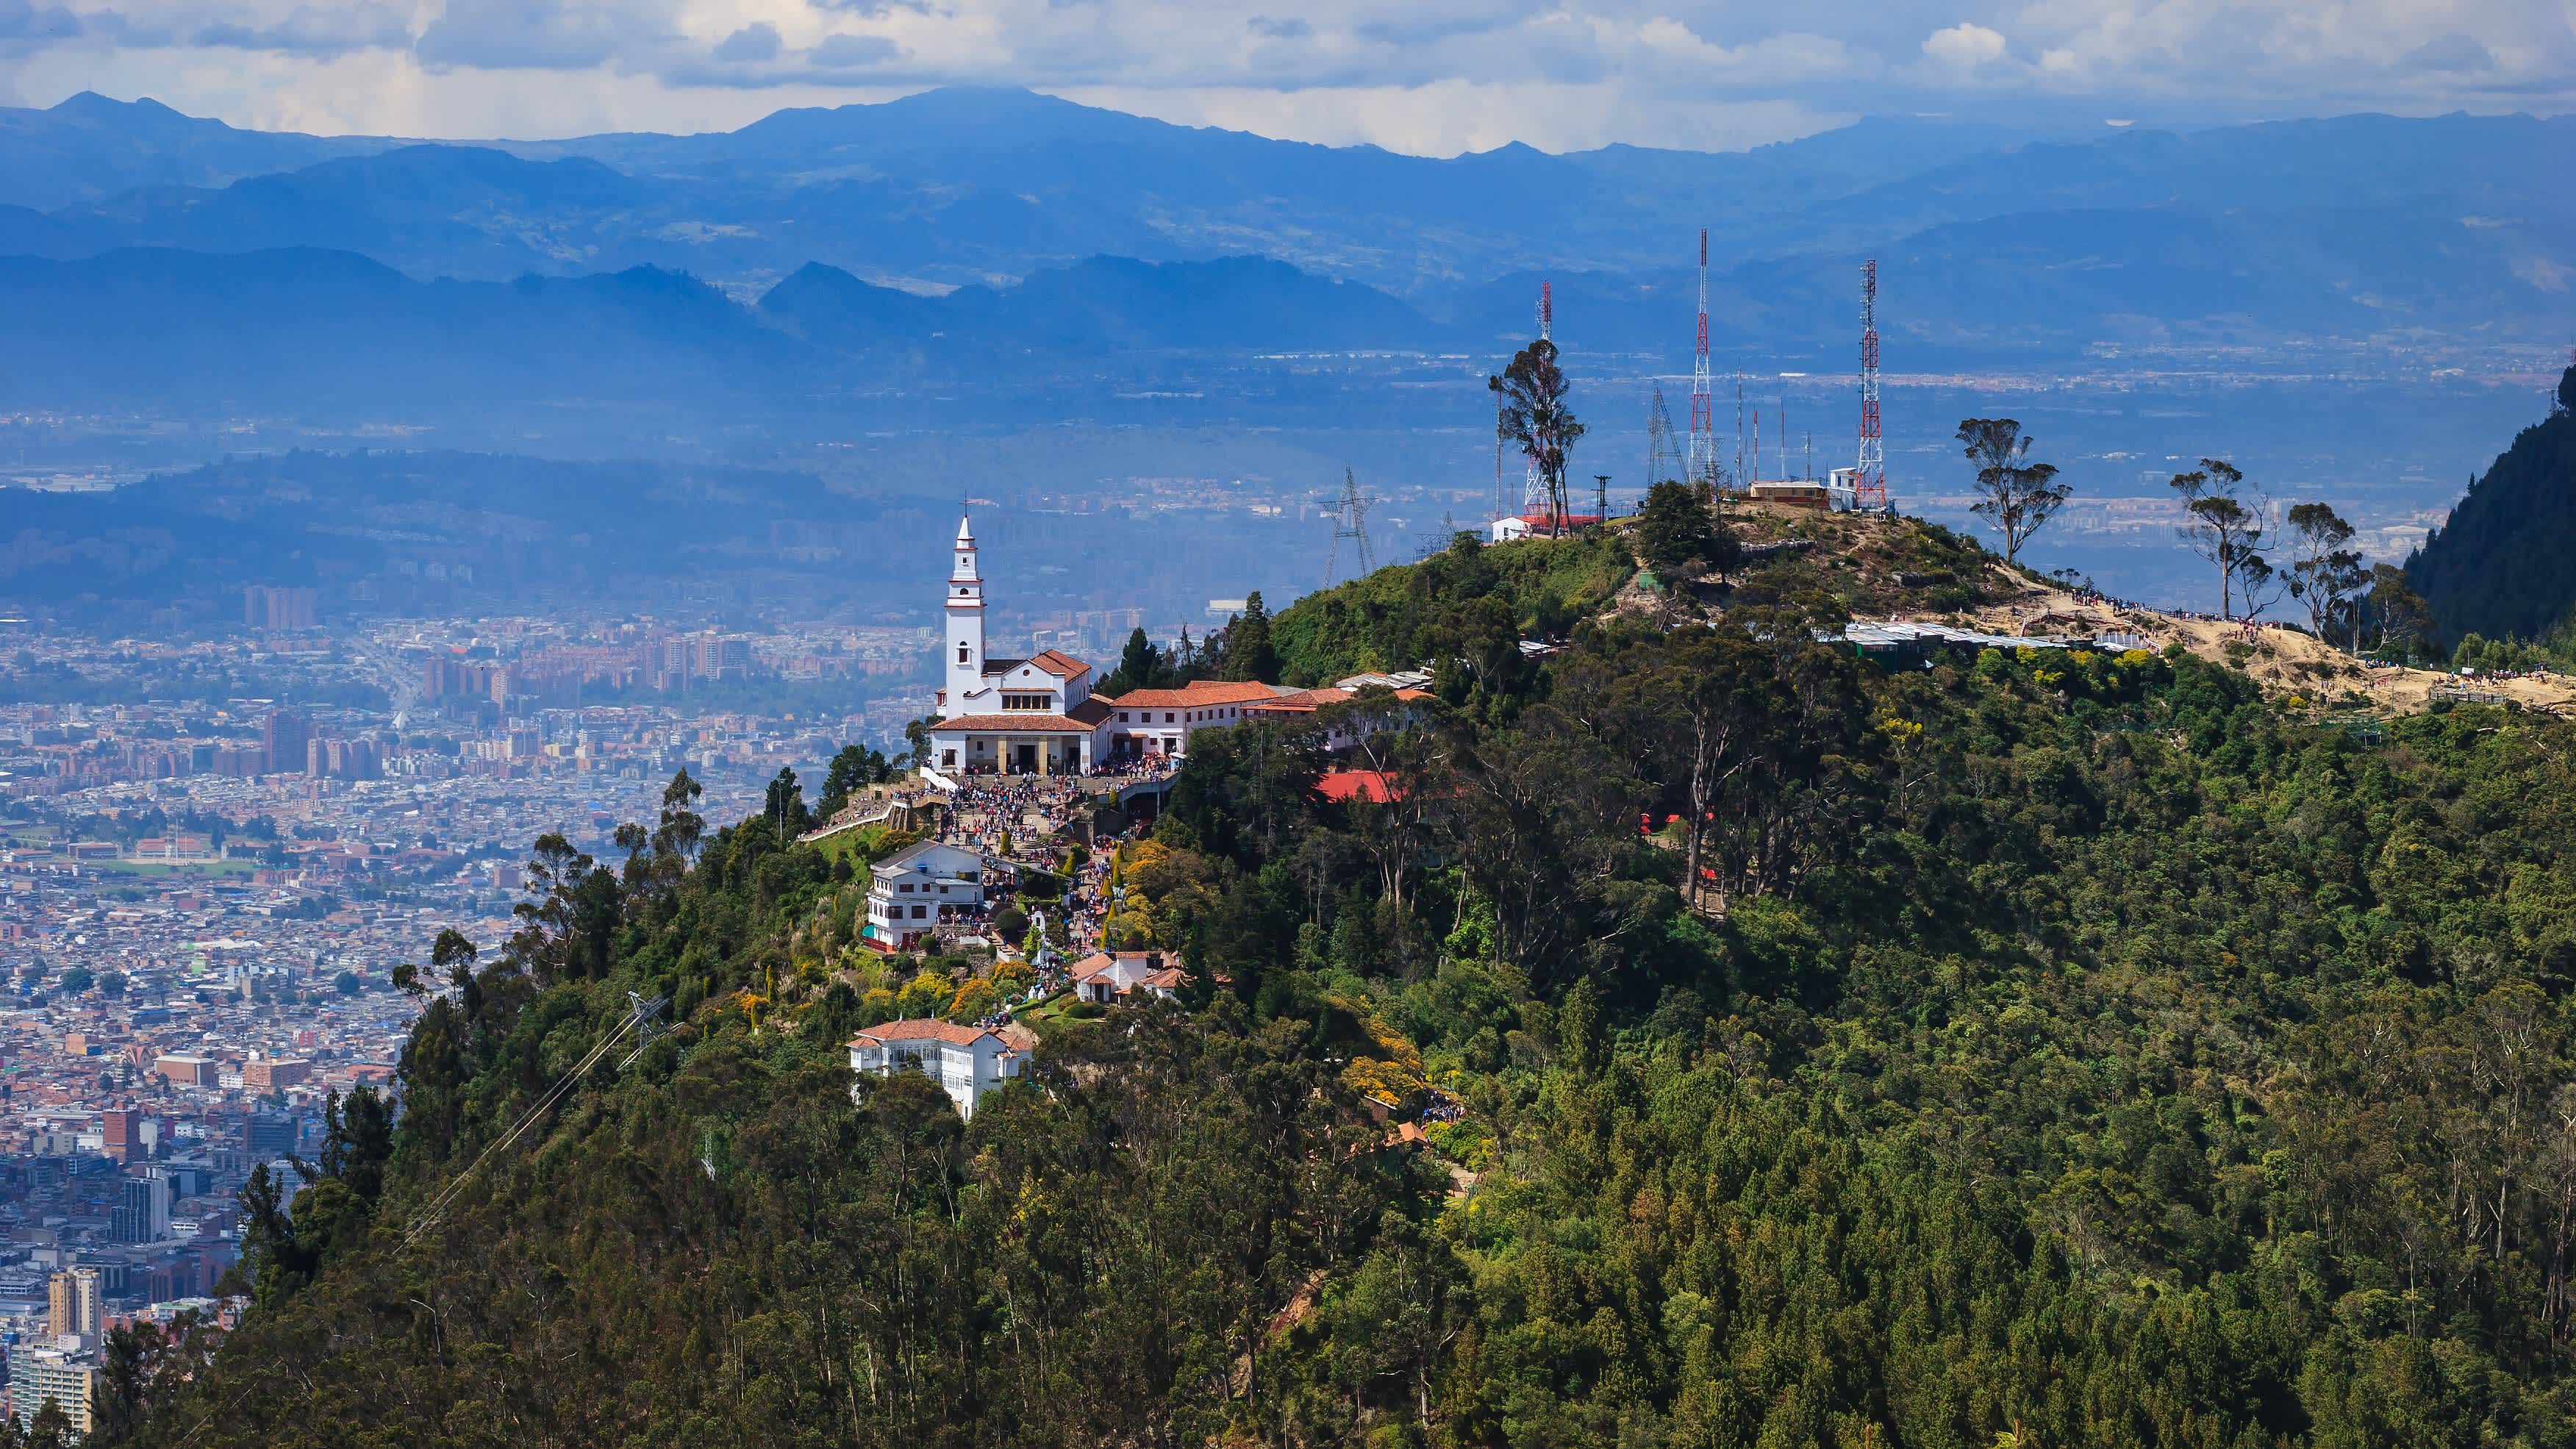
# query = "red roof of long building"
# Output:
<box><xmin>1103</xmin><ymin>680</ymin><xmax>1287</xmax><ymax>709</ymax></box>
<box><xmin>933</xmin><ymin>713</ymin><xmax>1095</xmax><ymax>732</ymax></box>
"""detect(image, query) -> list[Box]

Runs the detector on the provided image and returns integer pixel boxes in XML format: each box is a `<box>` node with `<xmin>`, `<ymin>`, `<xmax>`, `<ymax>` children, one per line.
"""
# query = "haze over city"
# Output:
<box><xmin>1</xmin><ymin>0</ymin><xmax>2575</xmax><ymax>1440</ymax></box>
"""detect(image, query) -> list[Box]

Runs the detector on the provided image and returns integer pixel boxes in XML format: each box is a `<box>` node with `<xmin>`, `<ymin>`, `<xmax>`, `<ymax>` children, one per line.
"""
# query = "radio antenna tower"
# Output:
<box><xmin>1856</xmin><ymin>259</ymin><xmax>1888</xmax><ymax>509</ymax></box>
<box><xmin>1645</xmin><ymin>384</ymin><xmax>1678</xmax><ymax>488</ymax></box>
<box><xmin>1325</xmin><ymin>467</ymin><xmax>1375</xmax><ymax>585</ymax></box>
<box><xmin>1689</xmin><ymin>229</ymin><xmax>1717</xmax><ymax>493</ymax></box>
<box><xmin>1733</xmin><ymin>372</ymin><xmax>1747</xmax><ymax>495</ymax></box>
<box><xmin>1523</xmin><ymin>282</ymin><xmax>1553</xmax><ymax>524</ymax></box>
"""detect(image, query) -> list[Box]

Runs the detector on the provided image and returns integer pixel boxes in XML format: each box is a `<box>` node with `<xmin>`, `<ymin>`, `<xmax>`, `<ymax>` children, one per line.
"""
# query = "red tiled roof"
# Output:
<box><xmin>1065</xmin><ymin>697</ymin><xmax>1115</xmax><ymax>725</ymax></box>
<box><xmin>1316</xmin><ymin>769</ymin><xmax>1403</xmax><ymax>803</ymax></box>
<box><xmin>851</xmin><ymin>1018</ymin><xmax>999</xmax><ymax>1048</ymax></box>
<box><xmin>1103</xmin><ymin>680</ymin><xmax>1287</xmax><ymax>709</ymax></box>
<box><xmin>1026</xmin><ymin>648</ymin><xmax>1094</xmax><ymax>680</ymax></box>
<box><xmin>931</xmin><ymin>713</ymin><xmax>1097</xmax><ymax>732</ymax></box>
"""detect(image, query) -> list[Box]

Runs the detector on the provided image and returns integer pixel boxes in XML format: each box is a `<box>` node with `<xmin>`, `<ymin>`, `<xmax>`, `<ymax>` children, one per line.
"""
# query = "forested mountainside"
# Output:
<box><xmin>101</xmin><ymin>519</ymin><xmax>2576</xmax><ymax>1449</ymax></box>
<box><xmin>2408</xmin><ymin>362</ymin><xmax>2576</xmax><ymax>645</ymax></box>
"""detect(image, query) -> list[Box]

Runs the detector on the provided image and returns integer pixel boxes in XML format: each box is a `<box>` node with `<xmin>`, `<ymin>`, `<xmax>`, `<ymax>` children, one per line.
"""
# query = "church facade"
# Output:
<box><xmin>918</xmin><ymin>514</ymin><xmax>1426</xmax><ymax>777</ymax></box>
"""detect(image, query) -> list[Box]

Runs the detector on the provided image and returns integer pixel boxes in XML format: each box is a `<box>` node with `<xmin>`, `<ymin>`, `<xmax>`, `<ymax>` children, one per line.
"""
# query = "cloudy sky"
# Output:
<box><xmin>1</xmin><ymin>0</ymin><xmax>2569</xmax><ymax>153</ymax></box>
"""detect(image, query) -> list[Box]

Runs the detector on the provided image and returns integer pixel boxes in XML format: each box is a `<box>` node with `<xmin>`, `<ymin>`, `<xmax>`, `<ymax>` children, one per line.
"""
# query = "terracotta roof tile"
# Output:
<box><xmin>931</xmin><ymin>713</ymin><xmax>1097</xmax><ymax>732</ymax></box>
<box><xmin>1103</xmin><ymin>680</ymin><xmax>1290</xmax><ymax>709</ymax></box>
<box><xmin>851</xmin><ymin>1018</ymin><xmax>998</xmax><ymax>1048</ymax></box>
<box><xmin>1026</xmin><ymin>649</ymin><xmax>1094</xmax><ymax>680</ymax></box>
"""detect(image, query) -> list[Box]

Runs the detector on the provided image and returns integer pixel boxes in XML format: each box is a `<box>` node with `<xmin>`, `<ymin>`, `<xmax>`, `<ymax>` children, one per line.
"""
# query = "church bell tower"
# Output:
<box><xmin>942</xmin><ymin>513</ymin><xmax>985</xmax><ymax>719</ymax></box>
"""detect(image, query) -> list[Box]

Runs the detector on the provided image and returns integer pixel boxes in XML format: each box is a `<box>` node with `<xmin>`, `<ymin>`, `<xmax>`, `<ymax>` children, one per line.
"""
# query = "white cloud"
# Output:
<box><xmin>0</xmin><ymin>0</ymin><xmax>2567</xmax><ymax>149</ymax></box>
<box><xmin>1920</xmin><ymin>21</ymin><xmax>2008</xmax><ymax>71</ymax></box>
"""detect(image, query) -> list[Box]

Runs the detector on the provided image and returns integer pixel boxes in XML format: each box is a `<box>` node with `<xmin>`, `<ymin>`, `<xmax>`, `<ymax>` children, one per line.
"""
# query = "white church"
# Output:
<box><xmin>922</xmin><ymin>515</ymin><xmax>1295</xmax><ymax>776</ymax></box>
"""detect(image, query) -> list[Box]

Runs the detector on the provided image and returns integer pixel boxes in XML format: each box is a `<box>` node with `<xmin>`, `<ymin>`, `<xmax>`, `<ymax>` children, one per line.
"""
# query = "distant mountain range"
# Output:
<box><xmin>4</xmin><ymin>87</ymin><xmax>2572</xmax><ymax>323</ymax></box>
<box><xmin>1</xmin><ymin>87</ymin><xmax>2571</xmax><ymax>429</ymax></box>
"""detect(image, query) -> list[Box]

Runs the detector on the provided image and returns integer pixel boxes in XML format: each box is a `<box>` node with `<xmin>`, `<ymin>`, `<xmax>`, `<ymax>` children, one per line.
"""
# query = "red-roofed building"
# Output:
<box><xmin>1490</xmin><ymin>512</ymin><xmax>1605</xmax><ymax>541</ymax></box>
<box><xmin>848</xmin><ymin>1017</ymin><xmax>1027</xmax><ymax>1118</ymax></box>
<box><xmin>916</xmin><ymin>512</ymin><xmax>1307</xmax><ymax>773</ymax></box>
<box><xmin>1069</xmin><ymin>950</ymin><xmax>1189</xmax><ymax>1004</ymax></box>
<box><xmin>1240</xmin><ymin>685</ymin><xmax>1434</xmax><ymax>751</ymax></box>
<box><xmin>1315</xmin><ymin>770</ymin><xmax>1404</xmax><ymax>804</ymax></box>
<box><xmin>1096</xmin><ymin>679</ymin><xmax>1294</xmax><ymax>760</ymax></box>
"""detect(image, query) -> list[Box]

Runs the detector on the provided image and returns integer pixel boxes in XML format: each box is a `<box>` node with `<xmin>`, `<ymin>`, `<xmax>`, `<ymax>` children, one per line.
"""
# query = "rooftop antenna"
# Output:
<box><xmin>1803</xmin><ymin>431</ymin><xmax>1813</xmax><ymax>481</ymax></box>
<box><xmin>1324</xmin><ymin>467</ymin><xmax>1375</xmax><ymax>585</ymax></box>
<box><xmin>1689</xmin><ymin>229</ymin><xmax>1717</xmax><ymax>493</ymax></box>
<box><xmin>1856</xmin><ymin>259</ymin><xmax>1888</xmax><ymax>509</ymax></box>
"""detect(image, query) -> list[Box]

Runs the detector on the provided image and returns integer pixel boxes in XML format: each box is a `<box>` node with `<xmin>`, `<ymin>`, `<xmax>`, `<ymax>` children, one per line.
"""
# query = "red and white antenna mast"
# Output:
<box><xmin>1855</xmin><ymin>259</ymin><xmax>1888</xmax><ymax>509</ymax></box>
<box><xmin>1689</xmin><ymin>229</ymin><xmax>1717</xmax><ymax>493</ymax></box>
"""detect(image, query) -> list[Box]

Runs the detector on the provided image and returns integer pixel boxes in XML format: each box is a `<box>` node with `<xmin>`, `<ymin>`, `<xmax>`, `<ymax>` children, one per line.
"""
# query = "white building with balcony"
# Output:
<box><xmin>860</xmin><ymin>840</ymin><xmax>988</xmax><ymax>954</ymax></box>
<box><xmin>848</xmin><ymin>1018</ymin><xmax>1032</xmax><ymax>1119</ymax></box>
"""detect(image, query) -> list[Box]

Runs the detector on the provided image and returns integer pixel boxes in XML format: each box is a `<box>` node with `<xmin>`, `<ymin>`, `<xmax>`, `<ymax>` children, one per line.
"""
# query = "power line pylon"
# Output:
<box><xmin>1324</xmin><ymin>467</ymin><xmax>1375</xmax><ymax>585</ymax></box>
<box><xmin>1646</xmin><ymin>384</ymin><xmax>1678</xmax><ymax>488</ymax></box>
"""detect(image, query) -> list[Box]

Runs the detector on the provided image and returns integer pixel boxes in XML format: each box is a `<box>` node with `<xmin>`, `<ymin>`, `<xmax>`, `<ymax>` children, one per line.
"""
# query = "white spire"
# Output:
<box><xmin>955</xmin><ymin>512</ymin><xmax>975</xmax><ymax>547</ymax></box>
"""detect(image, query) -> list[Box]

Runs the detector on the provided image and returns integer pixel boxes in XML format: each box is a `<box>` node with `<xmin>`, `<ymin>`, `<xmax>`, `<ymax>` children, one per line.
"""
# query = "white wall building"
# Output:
<box><xmin>920</xmin><ymin>511</ymin><xmax>1309</xmax><ymax>773</ymax></box>
<box><xmin>848</xmin><ymin>1019</ymin><xmax>1031</xmax><ymax>1118</ymax></box>
<box><xmin>862</xmin><ymin>840</ymin><xmax>990</xmax><ymax>954</ymax></box>
<box><xmin>1069</xmin><ymin>950</ymin><xmax>1187</xmax><ymax>1004</ymax></box>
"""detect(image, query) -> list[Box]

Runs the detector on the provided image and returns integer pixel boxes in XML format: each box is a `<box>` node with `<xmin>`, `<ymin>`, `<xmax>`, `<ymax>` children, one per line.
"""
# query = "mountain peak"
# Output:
<box><xmin>51</xmin><ymin>92</ymin><xmax>191</xmax><ymax>124</ymax></box>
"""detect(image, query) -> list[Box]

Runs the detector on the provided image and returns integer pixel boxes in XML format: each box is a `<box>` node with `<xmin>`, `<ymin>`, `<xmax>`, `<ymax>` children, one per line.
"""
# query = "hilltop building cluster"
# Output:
<box><xmin>921</xmin><ymin>516</ymin><xmax>1423</xmax><ymax>777</ymax></box>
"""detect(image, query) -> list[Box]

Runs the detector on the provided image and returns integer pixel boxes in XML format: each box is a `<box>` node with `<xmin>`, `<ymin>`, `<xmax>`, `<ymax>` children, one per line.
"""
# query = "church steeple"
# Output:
<box><xmin>941</xmin><ymin>511</ymin><xmax>986</xmax><ymax>720</ymax></box>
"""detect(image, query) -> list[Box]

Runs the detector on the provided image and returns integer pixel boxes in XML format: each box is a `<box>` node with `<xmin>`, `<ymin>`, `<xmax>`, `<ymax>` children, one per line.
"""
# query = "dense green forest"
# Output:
<box><xmin>97</xmin><ymin>509</ymin><xmax>2576</xmax><ymax>1448</ymax></box>
<box><xmin>2407</xmin><ymin>362</ymin><xmax>2576</xmax><ymax>645</ymax></box>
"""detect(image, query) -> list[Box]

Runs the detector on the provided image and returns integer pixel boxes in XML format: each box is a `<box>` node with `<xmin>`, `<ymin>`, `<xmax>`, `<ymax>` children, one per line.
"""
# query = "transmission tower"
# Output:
<box><xmin>1732</xmin><ymin>372</ymin><xmax>1747</xmax><ymax>496</ymax></box>
<box><xmin>1689</xmin><ymin>229</ymin><xmax>1718</xmax><ymax>493</ymax></box>
<box><xmin>1856</xmin><ymin>259</ymin><xmax>1888</xmax><ymax>509</ymax></box>
<box><xmin>1523</xmin><ymin>282</ymin><xmax>1553</xmax><ymax>525</ymax></box>
<box><xmin>1324</xmin><ymin>467</ymin><xmax>1375</xmax><ymax>585</ymax></box>
<box><xmin>1645</xmin><ymin>384</ymin><xmax>1678</xmax><ymax>489</ymax></box>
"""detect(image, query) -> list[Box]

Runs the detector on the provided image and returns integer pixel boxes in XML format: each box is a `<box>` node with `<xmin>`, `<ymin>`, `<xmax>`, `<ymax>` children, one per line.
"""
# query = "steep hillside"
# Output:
<box><xmin>2407</xmin><ymin>363</ymin><xmax>2576</xmax><ymax>644</ymax></box>
<box><xmin>112</xmin><ymin>533</ymin><xmax>2576</xmax><ymax>1448</ymax></box>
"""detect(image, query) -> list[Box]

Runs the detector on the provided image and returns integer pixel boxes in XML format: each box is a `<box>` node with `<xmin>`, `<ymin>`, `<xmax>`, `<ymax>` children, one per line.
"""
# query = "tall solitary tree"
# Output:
<box><xmin>1105</xmin><ymin>626</ymin><xmax>1162</xmax><ymax>694</ymax></box>
<box><xmin>1956</xmin><ymin>418</ymin><xmax>2069</xmax><ymax>565</ymax></box>
<box><xmin>1226</xmin><ymin>592</ymin><xmax>1281</xmax><ymax>684</ymax></box>
<box><xmin>2170</xmin><ymin>458</ymin><xmax>2273</xmax><ymax>620</ymax></box>
<box><xmin>2284</xmin><ymin>501</ymin><xmax>2366</xmax><ymax>648</ymax></box>
<box><xmin>1491</xmin><ymin>337</ymin><xmax>1586</xmax><ymax>537</ymax></box>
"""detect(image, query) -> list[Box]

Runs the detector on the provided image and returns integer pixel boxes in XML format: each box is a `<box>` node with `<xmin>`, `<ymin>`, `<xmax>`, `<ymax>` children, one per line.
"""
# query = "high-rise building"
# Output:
<box><xmin>245</xmin><ymin>1112</ymin><xmax>297</xmax><ymax>1158</ymax></box>
<box><xmin>46</xmin><ymin>1267</ymin><xmax>99</xmax><ymax>1337</ymax></box>
<box><xmin>261</xmin><ymin>710</ymin><xmax>310</xmax><ymax>776</ymax></box>
<box><xmin>111</xmin><ymin>1175</ymin><xmax>172</xmax><ymax>1244</ymax></box>
<box><xmin>243</xmin><ymin>584</ymin><xmax>317</xmax><ymax>631</ymax></box>
<box><xmin>100</xmin><ymin>1108</ymin><xmax>140</xmax><ymax>1164</ymax></box>
<box><xmin>7</xmin><ymin>1343</ymin><xmax>99</xmax><ymax>1434</ymax></box>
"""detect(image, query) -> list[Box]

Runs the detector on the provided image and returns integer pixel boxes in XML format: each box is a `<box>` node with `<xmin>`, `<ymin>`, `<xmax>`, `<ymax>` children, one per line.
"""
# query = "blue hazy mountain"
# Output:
<box><xmin>0</xmin><ymin>91</ymin><xmax>396</xmax><ymax>211</ymax></box>
<box><xmin>12</xmin><ymin>145</ymin><xmax>650</xmax><ymax>282</ymax></box>
<box><xmin>0</xmin><ymin>247</ymin><xmax>1450</xmax><ymax>412</ymax></box>
<box><xmin>4</xmin><ymin>86</ymin><xmax>2571</xmax><ymax>425</ymax></box>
